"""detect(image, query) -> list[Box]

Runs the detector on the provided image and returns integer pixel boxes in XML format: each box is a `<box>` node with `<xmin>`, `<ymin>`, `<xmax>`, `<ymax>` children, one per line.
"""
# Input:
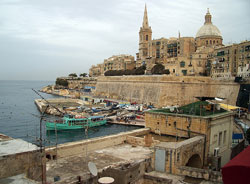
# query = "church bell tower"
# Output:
<box><xmin>138</xmin><ymin>4</ymin><xmax>152</xmax><ymax>63</ymax></box>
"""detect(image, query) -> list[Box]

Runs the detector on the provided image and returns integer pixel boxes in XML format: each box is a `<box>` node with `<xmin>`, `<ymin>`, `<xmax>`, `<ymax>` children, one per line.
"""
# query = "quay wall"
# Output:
<box><xmin>45</xmin><ymin>128</ymin><xmax>150</xmax><ymax>159</ymax></box>
<box><xmin>94</xmin><ymin>75</ymin><xmax>240</xmax><ymax>107</ymax></box>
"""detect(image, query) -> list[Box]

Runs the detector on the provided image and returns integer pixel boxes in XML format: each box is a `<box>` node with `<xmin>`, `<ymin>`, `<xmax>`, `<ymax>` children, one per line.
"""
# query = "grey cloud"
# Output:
<box><xmin>0</xmin><ymin>0</ymin><xmax>249</xmax><ymax>80</ymax></box>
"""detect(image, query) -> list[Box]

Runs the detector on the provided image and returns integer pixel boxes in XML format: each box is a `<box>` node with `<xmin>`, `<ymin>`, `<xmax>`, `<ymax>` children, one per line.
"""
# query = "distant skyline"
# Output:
<box><xmin>0</xmin><ymin>0</ymin><xmax>249</xmax><ymax>80</ymax></box>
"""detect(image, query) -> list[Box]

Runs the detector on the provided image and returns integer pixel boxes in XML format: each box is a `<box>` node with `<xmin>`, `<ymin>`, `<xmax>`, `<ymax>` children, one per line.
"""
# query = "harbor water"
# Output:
<box><xmin>0</xmin><ymin>80</ymin><xmax>139</xmax><ymax>146</ymax></box>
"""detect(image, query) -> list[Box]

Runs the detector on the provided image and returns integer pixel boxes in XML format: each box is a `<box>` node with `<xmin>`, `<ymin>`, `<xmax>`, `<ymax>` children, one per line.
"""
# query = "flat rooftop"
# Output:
<box><xmin>148</xmin><ymin>101</ymin><xmax>229</xmax><ymax>117</ymax></box>
<box><xmin>0</xmin><ymin>174</ymin><xmax>38</xmax><ymax>184</ymax></box>
<box><xmin>46</xmin><ymin>144</ymin><xmax>153</xmax><ymax>183</ymax></box>
<box><xmin>0</xmin><ymin>139</ymin><xmax>38</xmax><ymax>157</ymax></box>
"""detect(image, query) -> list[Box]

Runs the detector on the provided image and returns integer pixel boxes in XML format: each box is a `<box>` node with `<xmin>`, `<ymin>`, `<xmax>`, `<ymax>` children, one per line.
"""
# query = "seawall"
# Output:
<box><xmin>94</xmin><ymin>75</ymin><xmax>240</xmax><ymax>107</ymax></box>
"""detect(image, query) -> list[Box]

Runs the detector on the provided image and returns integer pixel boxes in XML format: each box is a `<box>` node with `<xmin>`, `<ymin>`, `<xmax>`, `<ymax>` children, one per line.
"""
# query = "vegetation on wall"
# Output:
<box><xmin>104</xmin><ymin>65</ymin><xmax>146</xmax><ymax>76</ymax></box>
<box><xmin>80</xmin><ymin>73</ymin><xmax>88</xmax><ymax>77</ymax></box>
<box><xmin>104</xmin><ymin>64</ymin><xmax>171</xmax><ymax>76</ymax></box>
<box><xmin>68</xmin><ymin>73</ymin><xmax>78</xmax><ymax>77</ymax></box>
<box><xmin>55</xmin><ymin>78</ymin><xmax>68</xmax><ymax>87</ymax></box>
<box><xmin>151</xmin><ymin>64</ymin><xmax>170</xmax><ymax>75</ymax></box>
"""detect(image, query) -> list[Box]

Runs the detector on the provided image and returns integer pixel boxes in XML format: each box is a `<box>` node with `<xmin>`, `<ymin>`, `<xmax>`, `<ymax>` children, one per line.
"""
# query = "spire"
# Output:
<box><xmin>142</xmin><ymin>4</ymin><xmax>149</xmax><ymax>28</ymax></box>
<box><xmin>205</xmin><ymin>8</ymin><xmax>212</xmax><ymax>24</ymax></box>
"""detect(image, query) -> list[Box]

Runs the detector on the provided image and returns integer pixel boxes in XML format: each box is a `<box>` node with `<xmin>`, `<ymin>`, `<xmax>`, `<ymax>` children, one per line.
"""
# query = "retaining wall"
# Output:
<box><xmin>45</xmin><ymin>128</ymin><xmax>150</xmax><ymax>159</ymax></box>
<box><xmin>94</xmin><ymin>75</ymin><xmax>240</xmax><ymax>107</ymax></box>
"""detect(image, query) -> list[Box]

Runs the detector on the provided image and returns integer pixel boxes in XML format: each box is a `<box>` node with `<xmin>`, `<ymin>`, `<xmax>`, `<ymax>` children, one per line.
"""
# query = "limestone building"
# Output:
<box><xmin>89</xmin><ymin>64</ymin><xmax>103</xmax><ymax>77</ymax></box>
<box><xmin>89</xmin><ymin>54</ymin><xmax>135</xmax><ymax>77</ymax></box>
<box><xmin>135</xmin><ymin>7</ymin><xmax>223</xmax><ymax>77</ymax></box>
<box><xmin>195</xmin><ymin>9</ymin><xmax>223</xmax><ymax>48</ymax></box>
<box><xmin>211</xmin><ymin>41</ymin><xmax>250</xmax><ymax>78</ymax></box>
<box><xmin>137</xmin><ymin>4</ymin><xmax>152</xmax><ymax>67</ymax></box>
<box><xmin>145</xmin><ymin>101</ymin><xmax>234</xmax><ymax>169</ymax></box>
<box><xmin>89</xmin><ymin>5</ymin><xmax>249</xmax><ymax>79</ymax></box>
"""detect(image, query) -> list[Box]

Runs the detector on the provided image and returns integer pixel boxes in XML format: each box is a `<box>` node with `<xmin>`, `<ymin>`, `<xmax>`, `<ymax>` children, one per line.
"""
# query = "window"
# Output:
<box><xmin>173</xmin><ymin>69</ymin><xmax>175</xmax><ymax>73</ymax></box>
<box><xmin>206</xmin><ymin>40</ymin><xmax>208</xmax><ymax>45</ymax></box>
<box><xmin>213</xmin><ymin>134</ymin><xmax>218</xmax><ymax>144</ymax></box>
<box><xmin>198</xmin><ymin>61</ymin><xmax>201</xmax><ymax>67</ymax></box>
<box><xmin>180</xmin><ymin>61</ymin><xmax>185</xmax><ymax>67</ymax></box>
<box><xmin>182</xmin><ymin>70</ymin><xmax>187</xmax><ymax>76</ymax></box>
<box><xmin>223</xmin><ymin>130</ymin><xmax>227</xmax><ymax>145</ymax></box>
<box><xmin>218</xmin><ymin>132</ymin><xmax>222</xmax><ymax>146</ymax></box>
<box><xmin>146</xmin><ymin>35</ymin><xmax>148</xmax><ymax>41</ymax></box>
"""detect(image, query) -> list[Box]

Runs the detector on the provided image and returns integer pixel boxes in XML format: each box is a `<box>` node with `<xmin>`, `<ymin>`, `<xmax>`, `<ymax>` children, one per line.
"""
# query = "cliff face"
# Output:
<box><xmin>94</xmin><ymin>75</ymin><xmax>240</xmax><ymax>107</ymax></box>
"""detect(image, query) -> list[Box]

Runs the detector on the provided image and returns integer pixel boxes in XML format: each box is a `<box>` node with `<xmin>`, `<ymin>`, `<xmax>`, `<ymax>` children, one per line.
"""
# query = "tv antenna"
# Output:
<box><xmin>32</xmin><ymin>88</ymin><xmax>65</xmax><ymax>116</ymax></box>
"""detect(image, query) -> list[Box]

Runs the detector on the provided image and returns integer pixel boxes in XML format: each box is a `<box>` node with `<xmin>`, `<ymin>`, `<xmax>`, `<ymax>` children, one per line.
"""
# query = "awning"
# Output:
<box><xmin>219</xmin><ymin>103</ymin><xmax>240</xmax><ymax>111</ymax></box>
<box><xmin>222</xmin><ymin>146</ymin><xmax>250</xmax><ymax>184</ymax></box>
<box><xmin>232</xmin><ymin>133</ymin><xmax>243</xmax><ymax>139</ymax></box>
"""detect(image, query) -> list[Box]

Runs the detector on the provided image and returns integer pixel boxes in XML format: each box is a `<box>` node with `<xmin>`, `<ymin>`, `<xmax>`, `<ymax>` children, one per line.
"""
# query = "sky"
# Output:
<box><xmin>0</xmin><ymin>0</ymin><xmax>249</xmax><ymax>81</ymax></box>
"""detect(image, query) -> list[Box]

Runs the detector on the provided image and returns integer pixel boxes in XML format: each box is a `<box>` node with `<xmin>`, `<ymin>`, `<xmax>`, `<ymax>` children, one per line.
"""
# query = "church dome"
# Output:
<box><xmin>196</xmin><ymin>9</ymin><xmax>222</xmax><ymax>38</ymax></box>
<box><xmin>196</xmin><ymin>24</ymin><xmax>222</xmax><ymax>38</ymax></box>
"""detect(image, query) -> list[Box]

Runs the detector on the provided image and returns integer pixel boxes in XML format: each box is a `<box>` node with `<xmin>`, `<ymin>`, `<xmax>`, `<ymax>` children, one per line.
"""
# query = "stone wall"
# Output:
<box><xmin>45</xmin><ymin>128</ymin><xmax>150</xmax><ymax>159</ymax></box>
<box><xmin>145</xmin><ymin>113</ymin><xmax>209</xmax><ymax>138</ymax></box>
<box><xmin>126</xmin><ymin>135</ymin><xmax>160</xmax><ymax>147</ymax></box>
<box><xmin>94</xmin><ymin>75</ymin><xmax>240</xmax><ymax>107</ymax></box>
<box><xmin>98</xmin><ymin>158</ymin><xmax>151</xmax><ymax>184</ymax></box>
<box><xmin>0</xmin><ymin>150</ymin><xmax>45</xmax><ymax>181</ymax></box>
<box><xmin>140</xmin><ymin>173</ymin><xmax>172</xmax><ymax>184</ymax></box>
<box><xmin>177</xmin><ymin>166</ymin><xmax>222</xmax><ymax>183</ymax></box>
<box><xmin>154</xmin><ymin>136</ymin><xmax>205</xmax><ymax>175</ymax></box>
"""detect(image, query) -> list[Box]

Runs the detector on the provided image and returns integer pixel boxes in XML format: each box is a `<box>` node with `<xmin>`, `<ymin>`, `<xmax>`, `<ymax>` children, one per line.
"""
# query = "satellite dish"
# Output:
<box><xmin>88</xmin><ymin>162</ymin><xmax>97</xmax><ymax>176</ymax></box>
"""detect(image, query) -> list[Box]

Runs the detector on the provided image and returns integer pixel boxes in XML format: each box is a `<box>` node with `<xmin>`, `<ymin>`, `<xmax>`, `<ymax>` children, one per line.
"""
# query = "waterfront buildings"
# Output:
<box><xmin>89</xmin><ymin>6</ymin><xmax>250</xmax><ymax>79</ymax></box>
<box><xmin>89</xmin><ymin>55</ymin><xmax>135</xmax><ymax>77</ymax></box>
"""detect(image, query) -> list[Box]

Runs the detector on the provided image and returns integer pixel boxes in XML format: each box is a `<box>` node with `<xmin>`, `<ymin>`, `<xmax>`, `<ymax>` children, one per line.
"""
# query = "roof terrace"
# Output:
<box><xmin>148</xmin><ymin>101</ymin><xmax>229</xmax><ymax>117</ymax></box>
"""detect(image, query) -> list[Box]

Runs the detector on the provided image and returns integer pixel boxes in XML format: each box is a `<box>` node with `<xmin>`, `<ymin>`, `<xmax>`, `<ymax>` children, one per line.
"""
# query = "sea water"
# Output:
<box><xmin>0</xmin><ymin>80</ymin><xmax>139</xmax><ymax>146</ymax></box>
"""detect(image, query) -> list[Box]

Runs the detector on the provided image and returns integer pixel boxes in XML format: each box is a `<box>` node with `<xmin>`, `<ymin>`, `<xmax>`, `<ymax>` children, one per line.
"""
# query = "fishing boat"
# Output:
<box><xmin>46</xmin><ymin>115</ymin><xmax>107</xmax><ymax>131</ymax></box>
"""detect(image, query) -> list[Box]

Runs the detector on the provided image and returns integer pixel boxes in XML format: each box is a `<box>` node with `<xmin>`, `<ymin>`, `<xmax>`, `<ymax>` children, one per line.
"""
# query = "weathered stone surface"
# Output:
<box><xmin>94</xmin><ymin>75</ymin><xmax>239</xmax><ymax>107</ymax></box>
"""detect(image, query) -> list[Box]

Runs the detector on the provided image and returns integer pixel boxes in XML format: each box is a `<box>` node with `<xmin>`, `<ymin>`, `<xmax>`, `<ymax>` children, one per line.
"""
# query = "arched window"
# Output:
<box><xmin>180</xmin><ymin>61</ymin><xmax>185</xmax><ymax>67</ymax></box>
<box><xmin>210</xmin><ymin>40</ymin><xmax>212</xmax><ymax>44</ymax></box>
<box><xmin>146</xmin><ymin>35</ymin><xmax>148</xmax><ymax>41</ymax></box>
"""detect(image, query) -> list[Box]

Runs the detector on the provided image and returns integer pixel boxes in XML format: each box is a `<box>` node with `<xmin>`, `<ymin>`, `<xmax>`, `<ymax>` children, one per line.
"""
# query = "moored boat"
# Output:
<box><xmin>46</xmin><ymin>115</ymin><xmax>107</xmax><ymax>131</ymax></box>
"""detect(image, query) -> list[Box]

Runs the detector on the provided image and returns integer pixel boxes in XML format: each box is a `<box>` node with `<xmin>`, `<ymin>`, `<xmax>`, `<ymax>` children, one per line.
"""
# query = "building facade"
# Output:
<box><xmin>211</xmin><ymin>41</ymin><xmax>250</xmax><ymax>78</ymax></box>
<box><xmin>89</xmin><ymin>55</ymin><xmax>135</xmax><ymax>77</ymax></box>
<box><xmin>89</xmin><ymin>6</ymin><xmax>249</xmax><ymax>79</ymax></box>
<box><xmin>195</xmin><ymin>9</ymin><xmax>223</xmax><ymax>48</ymax></box>
<box><xmin>135</xmin><ymin>7</ymin><xmax>224</xmax><ymax>77</ymax></box>
<box><xmin>145</xmin><ymin>101</ymin><xmax>234</xmax><ymax>169</ymax></box>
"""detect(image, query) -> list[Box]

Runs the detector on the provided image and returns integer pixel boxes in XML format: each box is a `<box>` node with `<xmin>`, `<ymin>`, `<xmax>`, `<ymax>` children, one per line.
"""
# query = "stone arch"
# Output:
<box><xmin>185</xmin><ymin>154</ymin><xmax>202</xmax><ymax>168</ymax></box>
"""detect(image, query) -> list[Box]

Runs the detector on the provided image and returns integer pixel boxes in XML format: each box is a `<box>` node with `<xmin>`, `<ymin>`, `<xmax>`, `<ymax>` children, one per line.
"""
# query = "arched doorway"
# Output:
<box><xmin>186</xmin><ymin>154</ymin><xmax>202</xmax><ymax>168</ymax></box>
